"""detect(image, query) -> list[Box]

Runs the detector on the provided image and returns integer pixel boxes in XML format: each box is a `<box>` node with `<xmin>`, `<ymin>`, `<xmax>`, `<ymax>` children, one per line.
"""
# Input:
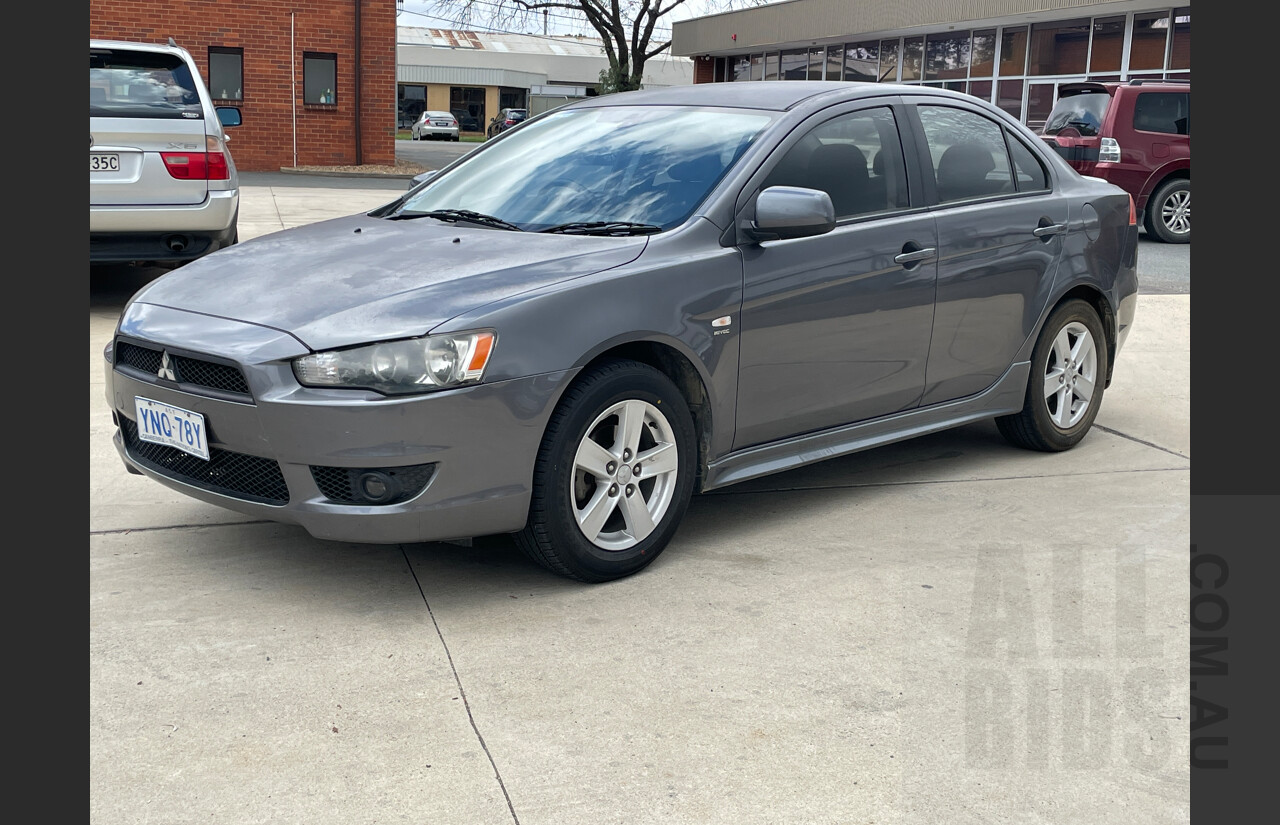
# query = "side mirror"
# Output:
<box><xmin>743</xmin><ymin>186</ymin><xmax>836</xmax><ymax>243</ymax></box>
<box><xmin>408</xmin><ymin>169</ymin><xmax>438</xmax><ymax>191</ymax></box>
<box><xmin>216</xmin><ymin>106</ymin><xmax>242</xmax><ymax>127</ymax></box>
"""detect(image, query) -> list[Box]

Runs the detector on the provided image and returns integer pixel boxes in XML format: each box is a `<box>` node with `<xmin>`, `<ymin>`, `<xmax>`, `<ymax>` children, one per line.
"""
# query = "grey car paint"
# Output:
<box><xmin>106</xmin><ymin>81</ymin><xmax>1138</xmax><ymax>549</ymax></box>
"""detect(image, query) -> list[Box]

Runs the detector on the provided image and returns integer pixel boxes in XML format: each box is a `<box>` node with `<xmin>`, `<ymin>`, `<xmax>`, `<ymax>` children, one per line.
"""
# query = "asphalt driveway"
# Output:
<box><xmin>90</xmin><ymin>175</ymin><xmax>1190</xmax><ymax>824</ymax></box>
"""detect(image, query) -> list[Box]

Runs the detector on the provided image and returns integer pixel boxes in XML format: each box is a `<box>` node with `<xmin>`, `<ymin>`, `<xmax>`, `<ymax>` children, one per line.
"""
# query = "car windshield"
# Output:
<box><xmin>395</xmin><ymin>106</ymin><xmax>773</xmax><ymax>231</ymax></box>
<box><xmin>1042</xmin><ymin>92</ymin><xmax>1110</xmax><ymax>137</ymax></box>
<box><xmin>90</xmin><ymin>48</ymin><xmax>203</xmax><ymax>119</ymax></box>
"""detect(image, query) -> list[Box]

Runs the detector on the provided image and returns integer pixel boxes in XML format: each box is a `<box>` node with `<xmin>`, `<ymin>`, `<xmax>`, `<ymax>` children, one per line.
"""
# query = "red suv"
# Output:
<box><xmin>1041</xmin><ymin>80</ymin><xmax>1190</xmax><ymax>243</ymax></box>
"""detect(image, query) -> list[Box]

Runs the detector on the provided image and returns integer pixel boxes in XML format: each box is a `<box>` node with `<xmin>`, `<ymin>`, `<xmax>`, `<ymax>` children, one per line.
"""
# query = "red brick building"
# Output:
<box><xmin>90</xmin><ymin>0</ymin><xmax>396</xmax><ymax>171</ymax></box>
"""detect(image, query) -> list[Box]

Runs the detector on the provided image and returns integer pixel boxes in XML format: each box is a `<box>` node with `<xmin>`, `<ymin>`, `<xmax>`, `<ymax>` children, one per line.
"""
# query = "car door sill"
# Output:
<box><xmin>702</xmin><ymin>362</ymin><xmax>1031</xmax><ymax>492</ymax></box>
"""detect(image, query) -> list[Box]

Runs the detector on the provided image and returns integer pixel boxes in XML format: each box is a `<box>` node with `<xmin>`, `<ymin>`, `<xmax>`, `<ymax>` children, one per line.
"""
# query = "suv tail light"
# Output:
<box><xmin>161</xmin><ymin>136</ymin><xmax>230</xmax><ymax>181</ymax></box>
<box><xmin>1099</xmin><ymin>137</ymin><xmax>1121</xmax><ymax>164</ymax></box>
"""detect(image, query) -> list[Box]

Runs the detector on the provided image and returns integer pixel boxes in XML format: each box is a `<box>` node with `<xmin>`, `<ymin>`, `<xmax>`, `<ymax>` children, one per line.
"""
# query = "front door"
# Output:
<box><xmin>734</xmin><ymin>104</ymin><xmax>938</xmax><ymax>450</ymax></box>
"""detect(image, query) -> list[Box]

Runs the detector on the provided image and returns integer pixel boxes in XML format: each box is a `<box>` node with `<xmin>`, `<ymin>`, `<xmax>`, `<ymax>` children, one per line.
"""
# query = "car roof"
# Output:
<box><xmin>565</xmin><ymin>80</ymin><xmax>973</xmax><ymax>112</ymax></box>
<box><xmin>91</xmin><ymin>38</ymin><xmax>190</xmax><ymax>59</ymax></box>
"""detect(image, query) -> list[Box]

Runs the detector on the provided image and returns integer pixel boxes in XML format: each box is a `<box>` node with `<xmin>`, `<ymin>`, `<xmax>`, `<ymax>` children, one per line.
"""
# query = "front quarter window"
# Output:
<box><xmin>395</xmin><ymin>106</ymin><xmax>773</xmax><ymax>232</ymax></box>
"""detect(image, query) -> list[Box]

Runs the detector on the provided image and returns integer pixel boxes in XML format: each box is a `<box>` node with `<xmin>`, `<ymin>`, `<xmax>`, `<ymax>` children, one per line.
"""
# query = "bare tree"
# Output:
<box><xmin>422</xmin><ymin>1</ymin><xmax>761</xmax><ymax>93</ymax></box>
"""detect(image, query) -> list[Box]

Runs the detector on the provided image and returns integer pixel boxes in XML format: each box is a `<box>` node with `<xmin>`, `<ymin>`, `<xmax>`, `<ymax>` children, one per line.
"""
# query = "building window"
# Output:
<box><xmin>997</xmin><ymin>79</ymin><xmax>1025</xmax><ymax>120</ymax></box>
<box><xmin>879</xmin><ymin>39</ymin><xmax>899</xmax><ymax>81</ymax></box>
<box><xmin>970</xmin><ymin>30</ymin><xmax>996</xmax><ymax>77</ymax></box>
<box><xmin>749</xmin><ymin>54</ymin><xmax>765</xmax><ymax>81</ymax></box>
<box><xmin>208</xmin><ymin>47</ymin><xmax>243</xmax><ymax>100</ymax></box>
<box><xmin>999</xmin><ymin>27</ymin><xmax>1028</xmax><ymax>76</ymax></box>
<box><xmin>764</xmin><ymin>52</ymin><xmax>779</xmax><ymax>81</ymax></box>
<box><xmin>1029</xmin><ymin>18</ymin><xmax>1090</xmax><ymax>76</ymax></box>
<box><xmin>1089</xmin><ymin>17</ymin><xmax>1126</xmax><ymax>74</ymax></box>
<box><xmin>825</xmin><ymin>45</ymin><xmax>843</xmax><ymax>81</ymax></box>
<box><xmin>901</xmin><ymin>36</ymin><xmax>923</xmax><ymax>81</ymax></box>
<box><xmin>304</xmin><ymin>52</ymin><xmax>337</xmax><ymax>104</ymax></box>
<box><xmin>780</xmin><ymin>49</ymin><xmax>808</xmax><ymax>80</ymax></box>
<box><xmin>1129</xmin><ymin>11</ymin><xmax>1171</xmax><ymax>71</ymax></box>
<box><xmin>731</xmin><ymin>55</ymin><xmax>751</xmax><ymax>81</ymax></box>
<box><xmin>450</xmin><ymin>86</ymin><xmax>486</xmax><ymax>134</ymax></box>
<box><xmin>843</xmin><ymin>41</ymin><xmax>878</xmax><ymax>82</ymax></box>
<box><xmin>807</xmin><ymin>47</ymin><xmax>824</xmax><ymax>80</ymax></box>
<box><xmin>925</xmin><ymin>32</ymin><xmax>970</xmax><ymax>81</ymax></box>
<box><xmin>968</xmin><ymin>79</ymin><xmax>993</xmax><ymax>104</ymax></box>
<box><xmin>398</xmin><ymin>84</ymin><xmax>425</xmax><ymax>128</ymax></box>
<box><xmin>1170</xmin><ymin>8</ymin><xmax>1191</xmax><ymax>70</ymax></box>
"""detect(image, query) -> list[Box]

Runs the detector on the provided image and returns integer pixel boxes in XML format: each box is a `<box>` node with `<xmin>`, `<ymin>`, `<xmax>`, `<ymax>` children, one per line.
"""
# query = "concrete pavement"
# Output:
<box><xmin>90</xmin><ymin>176</ymin><xmax>1191</xmax><ymax>824</ymax></box>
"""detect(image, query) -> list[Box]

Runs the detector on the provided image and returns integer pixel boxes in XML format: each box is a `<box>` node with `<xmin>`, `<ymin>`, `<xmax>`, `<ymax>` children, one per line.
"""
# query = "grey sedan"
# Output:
<box><xmin>104</xmin><ymin>82</ymin><xmax>1138</xmax><ymax>582</ymax></box>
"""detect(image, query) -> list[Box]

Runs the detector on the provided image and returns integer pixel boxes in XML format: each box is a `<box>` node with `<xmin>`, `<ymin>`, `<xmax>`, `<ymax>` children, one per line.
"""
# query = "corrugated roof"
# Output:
<box><xmin>397</xmin><ymin>26</ymin><xmax>608</xmax><ymax>57</ymax></box>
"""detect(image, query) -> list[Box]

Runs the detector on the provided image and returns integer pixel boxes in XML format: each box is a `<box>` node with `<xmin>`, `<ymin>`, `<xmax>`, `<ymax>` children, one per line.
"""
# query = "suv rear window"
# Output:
<box><xmin>90</xmin><ymin>48</ymin><xmax>203</xmax><ymax>120</ymax></box>
<box><xmin>510</xmin><ymin>110</ymin><xmax>527</xmax><ymax>120</ymax></box>
<box><xmin>1042</xmin><ymin>92</ymin><xmax>1110</xmax><ymax>137</ymax></box>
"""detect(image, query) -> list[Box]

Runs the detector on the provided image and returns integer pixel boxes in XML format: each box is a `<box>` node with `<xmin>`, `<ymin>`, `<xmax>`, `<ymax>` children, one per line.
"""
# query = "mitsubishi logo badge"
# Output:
<box><xmin>158</xmin><ymin>351</ymin><xmax>177</xmax><ymax>382</ymax></box>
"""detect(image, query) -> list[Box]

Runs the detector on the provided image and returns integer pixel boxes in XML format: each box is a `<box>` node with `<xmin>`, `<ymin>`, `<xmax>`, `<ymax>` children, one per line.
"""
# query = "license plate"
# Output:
<box><xmin>90</xmin><ymin>153</ymin><xmax>120</xmax><ymax>172</ymax></box>
<box><xmin>134</xmin><ymin>397</ymin><xmax>209</xmax><ymax>461</ymax></box>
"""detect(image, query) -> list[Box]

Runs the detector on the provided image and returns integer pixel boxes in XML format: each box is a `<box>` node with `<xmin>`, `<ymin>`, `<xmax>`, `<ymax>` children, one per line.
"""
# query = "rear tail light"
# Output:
<box><xmin>1099</xmin><ymin>137</ymin><xmax>1121</xmax><ymax>163</ymax></box>
<box><xmin>1128</xmin><ymin>194</ymin><xmax>1137</xmax><ymax>226</ymax></box>
<box><xmin>160</xmin><ymin>135</ymin><xmax>230</xmax><ymax>181</ymax></box>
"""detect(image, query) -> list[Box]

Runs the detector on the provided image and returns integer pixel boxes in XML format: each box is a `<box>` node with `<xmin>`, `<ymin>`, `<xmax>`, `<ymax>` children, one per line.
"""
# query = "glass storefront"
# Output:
<box><xmin>709</xmin><ymin>8</ymin><xmax>1190</xmax><ymax>129</ymax></box>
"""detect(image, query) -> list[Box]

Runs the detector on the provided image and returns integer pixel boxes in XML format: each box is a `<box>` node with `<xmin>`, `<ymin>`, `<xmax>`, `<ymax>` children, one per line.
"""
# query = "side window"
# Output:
<box><xmin>762</xmin><ymin>106</ymin><xmax>909</xmax><ymax>220</ymax></box>
<box><xmin>1005</xmin><ymin>130</ymin><xmax>1049</xmax><ymax>192</ymax></box>
<box><xmin>1133</xmin><ymin>92</ymin><xmax>1189</xmax><ymax>135</ymax></box>
<box><xmin>917</xmin><ymin>105</ymin><xmax>1014</xmax><ymax>203</ymax></box>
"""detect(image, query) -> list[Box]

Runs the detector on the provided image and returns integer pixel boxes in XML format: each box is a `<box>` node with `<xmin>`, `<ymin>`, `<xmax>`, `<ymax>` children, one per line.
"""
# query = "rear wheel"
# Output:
<box><xmin>1144</xmin><ymin>178</ymin><xmax>1190</xmax><ymax>243</ymax></box>
<box><xmin>997</xmin><ymin>299</ymin><xmax>1108</xmax><ymax>452</ymax></box>
<box><xmin>516</xmin><ymin>360</ymin><xmax>697</xmax><ymax>582</ymax></box>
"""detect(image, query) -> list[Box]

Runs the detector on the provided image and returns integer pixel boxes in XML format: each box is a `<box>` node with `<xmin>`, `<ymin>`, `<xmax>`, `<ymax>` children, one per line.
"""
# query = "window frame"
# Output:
<box><xmin>734</xmin><ymin>96</ymin><xmax>930</xmax><ymax>226</ymax></box>
<box><xmin>303</xmin><ymin>51</ymin><xmax>338</xmax><ymax>105</ymax></box>
<box><xmin>905</xmin><ymin>100</ymin><xmax>1058</xmax><ymax>207</ymax></box>
<box><xmin>208</xmin><ymin>46</ymin><xmax>243</xmax><ymax>101</ymax></box>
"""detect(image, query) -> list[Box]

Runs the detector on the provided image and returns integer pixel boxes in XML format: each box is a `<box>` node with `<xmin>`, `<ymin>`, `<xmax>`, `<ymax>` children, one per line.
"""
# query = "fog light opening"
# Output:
<box><xmin>357</xmin><ymin>471</ymin><xmax>401</xmax><ymax>504</ymax></box>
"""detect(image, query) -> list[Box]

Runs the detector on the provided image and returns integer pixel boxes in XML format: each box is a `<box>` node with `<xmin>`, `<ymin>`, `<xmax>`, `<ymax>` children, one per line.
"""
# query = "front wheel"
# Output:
<box><xmin>996</xmin><ymin>299</ymin><xmax>1108</xmax><ymax>452</ymax></box>
<box><xmin>516</xmin><ymin>360</ymin><xmax>697</xmax><ymax>582</ymax></box>
<box><xmin>1144</xmin><ymin>178</ymin><xmax>1190</xmax><ymax>243</ymax></box>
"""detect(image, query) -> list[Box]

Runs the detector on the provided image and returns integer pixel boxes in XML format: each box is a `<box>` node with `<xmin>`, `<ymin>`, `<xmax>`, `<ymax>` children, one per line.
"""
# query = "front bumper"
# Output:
<box><xmin>105</xmin><ymin>304</ymin><xmax>573</xmax><ymax>544</ymax></box>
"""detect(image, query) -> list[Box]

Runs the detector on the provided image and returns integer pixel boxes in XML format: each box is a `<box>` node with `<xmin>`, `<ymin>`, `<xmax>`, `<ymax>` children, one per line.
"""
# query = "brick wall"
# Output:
<box><xmin>90</xmin><ymin>0</ymin><xmax>395</xmax><ymax>171</ymax></box>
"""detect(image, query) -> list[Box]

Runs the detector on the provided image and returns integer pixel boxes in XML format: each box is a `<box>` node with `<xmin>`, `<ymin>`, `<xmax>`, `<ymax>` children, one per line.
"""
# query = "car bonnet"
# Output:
<box><xmin>127</xmin><ymin>213</ymin><xmax>648</xmax><ymax>351</ymax></box>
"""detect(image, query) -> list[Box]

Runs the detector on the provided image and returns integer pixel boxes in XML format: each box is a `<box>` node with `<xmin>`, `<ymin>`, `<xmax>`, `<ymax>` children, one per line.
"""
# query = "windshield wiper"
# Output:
<box><xmin>388</xmin><ymin>209</ymin><xmax>523</xmax><ymax>231</ymax></box>
<box><xmin>540</xmin><ymin>221</ymin><xmax>662</xmax><ymax>236</ymax></box>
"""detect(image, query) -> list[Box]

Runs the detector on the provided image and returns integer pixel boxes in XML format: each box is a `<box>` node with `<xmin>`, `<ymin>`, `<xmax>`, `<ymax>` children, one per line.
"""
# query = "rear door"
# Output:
<box><xmin>906</xmin><ymin>100</ymin><xmax>1070</xmax><ymax>406</ymax></box>
<box><xmin>90</xmin><ymin>45</ymin><xmax>209</xmax><ymax>206</ymax></box>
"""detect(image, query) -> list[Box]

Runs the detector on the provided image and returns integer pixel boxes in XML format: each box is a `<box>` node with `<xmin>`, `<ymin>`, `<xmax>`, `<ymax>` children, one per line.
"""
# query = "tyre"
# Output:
<box><xmin>515</xmin><ymin>359</ymin><xmax>697</xmax><ymax>582</ymax></box>
<box><xmin>996</xmin><ymin>299</ymin><xmax>1108</xmax><ymax>452</ymax></box>
<box><xmin>1143</xmin><ymin>178</ymin><xmax>1190</xmax><ymax>243</ymax></box>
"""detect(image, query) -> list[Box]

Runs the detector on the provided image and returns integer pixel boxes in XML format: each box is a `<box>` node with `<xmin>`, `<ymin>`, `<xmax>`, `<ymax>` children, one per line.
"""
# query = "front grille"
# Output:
<box><xmin>122</xmin><ymin>418</ymin><xmax>288</xmax><ymax>505</ymax></box>
<box><xmin>311</xmin><ymin>463</ymin><xmax>436</xmax><ymax>505</ymax></box>
<box><xmin>116</xmin><ymin>340</ymin><xmax>251</xmax><ymax>396</ymax></box>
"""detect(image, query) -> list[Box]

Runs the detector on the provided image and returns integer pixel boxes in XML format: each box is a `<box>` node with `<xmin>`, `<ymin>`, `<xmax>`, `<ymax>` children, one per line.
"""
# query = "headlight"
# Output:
<box><xmin>293</xmin><ymin>330</ymin><xmax>496</xmax><ymax>395</ymax></box>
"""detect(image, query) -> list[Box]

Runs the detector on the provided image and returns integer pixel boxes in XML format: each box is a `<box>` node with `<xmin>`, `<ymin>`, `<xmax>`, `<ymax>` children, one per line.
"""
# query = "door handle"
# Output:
<box><xmin>894</xmin><ymin>247</ymin><xmax>937</xmax><ymax>265</ymax></box>
<box><xmin>1033</xmin><ymin>223</ymin><xmax>1067</xmax><ymax>238</ymax></box>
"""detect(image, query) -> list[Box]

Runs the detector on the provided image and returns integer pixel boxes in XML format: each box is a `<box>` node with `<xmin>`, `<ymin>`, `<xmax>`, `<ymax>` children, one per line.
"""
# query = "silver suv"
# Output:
<box><xmin>90</xmin><ymin>39</ymin><xmax>241</xmax><ymax>266</ymax></box>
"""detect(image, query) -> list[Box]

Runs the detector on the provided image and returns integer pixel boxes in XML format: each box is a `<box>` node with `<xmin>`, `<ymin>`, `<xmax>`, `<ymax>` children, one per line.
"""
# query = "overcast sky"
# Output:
<box><xmin>397</xmin><ymin>1</ymin><xmax>735</xmax><ymax>42</ymax></box>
